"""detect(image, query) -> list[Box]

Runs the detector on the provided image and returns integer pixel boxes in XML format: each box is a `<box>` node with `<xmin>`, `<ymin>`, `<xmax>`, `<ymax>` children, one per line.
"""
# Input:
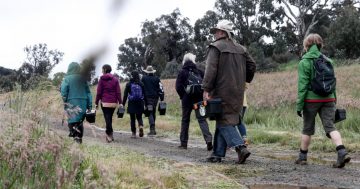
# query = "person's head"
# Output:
<box><xmin>303</xmin><ymin>33</ymin><xmax>323</xmax><ymax>52</ymax></box>
<box><xmin>102</xmin><ymin>64</ymin><xmax>112</xmax><ymax>74</ymax></box>
<box><xmin>143</xmin><ymin>65</ymin><xmax>156</xmax><ymax>75</ymax></box>
<box><xmin>67</xmin><ymin>62</ymin><xmax>81</xmax><ymax>75</ymax></box>
<box><xmin>182</xmin><ymin>53</ymin><xmax>196</xmax><ymax>65</ymax></box>
<box><xmin>210</xmin><ymin>20</ymin><xmax>234</xmax><ymax>40</ymax></box>
<box><xmin>130</xmin><ymin>70</ymin><xmax>140</xmax><ymax>82</ymax></box>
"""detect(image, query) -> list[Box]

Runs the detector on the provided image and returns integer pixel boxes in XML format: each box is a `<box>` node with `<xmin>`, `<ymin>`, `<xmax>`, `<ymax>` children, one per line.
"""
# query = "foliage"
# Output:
<box><xmin>275</xmin><ymin>0</ymin><xmax>332</xmax><ymax>55</ymax></box>
<box><xmin>249</xmin><ymin>42</ymin><xmax>278</xmax><ymax>72</ymax></box>
<box><xmin>215</xmin><ymin>0</ymin><xmax>276</xmax><ymax>46</ymax></box>
<box><xmin>0</xmin><ymin>67</ymin><xmax>16</xmax><ymax>93</ymax></box>
<box><xmin>160</xmin><ymin>59</ymin><xmax>182</xmax><ymax>79</ymax></box>
<box><xmin>52</xmin><ymin>72</ymin><xmax>65</xmax><ymax>87</ymax></box>
<box><xmin>193</xmin><ymin>10</ymin><xmax>219</xmax><ymax>62</ymax></box>
<box><xmin>118</xmin><ymin>9</ymin><xmax>193</xmax><ymax>77</ymax></box>
<box><xmin>117</xmin><ymin>37</ymin><xmax>146</xmax><ymax>77</ymax></box>
<box><xmin>272</xmin><ymin>52</ymin><xmax>297</xmax><ymax>64</ymax></box>
<box><xmin>17</xmin><ymin>43</ymin><xmax>64</xmax><ymax>90</ymax></box>
<box><xmin>21</xmin><ymin>43</ymin><xmax>64</xmax><ymax>77</ymax></box>
<box><xmin>0</xmin><ymin>87</ymin><xmax>81</xmax><ymax>188</ymax></box>
<box><xmin>327</xmin><ymin>3</ymin><xmax>360</xmax><ymax>58</ymax></box>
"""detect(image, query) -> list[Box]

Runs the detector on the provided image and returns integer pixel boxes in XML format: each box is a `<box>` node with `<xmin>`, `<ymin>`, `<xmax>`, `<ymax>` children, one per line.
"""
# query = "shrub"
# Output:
<box><xmin>161</xmin><ymin>59</ymin><xmax>181</xmax><ymax>79</ymax></box>
<box><xmin>272</xmin><ymin>52</ymin><xmax>297</xmax><ymax>64</ymax></box>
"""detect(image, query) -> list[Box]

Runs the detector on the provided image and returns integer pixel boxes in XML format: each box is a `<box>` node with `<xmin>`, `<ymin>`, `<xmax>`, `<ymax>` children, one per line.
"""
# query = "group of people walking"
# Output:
<box><xmin>60</xmin><ymin>19</ymin><xmax>350</xmax><ymax>168</ymax></box>
<box><xmin>61</xmin><ymin>63</ymin><xmax>164</xmax><ymax>143</ymax></box>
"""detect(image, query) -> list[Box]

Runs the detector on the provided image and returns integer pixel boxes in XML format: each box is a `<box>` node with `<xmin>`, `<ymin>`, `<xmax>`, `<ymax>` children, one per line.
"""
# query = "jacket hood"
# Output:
<box><xmin>182</xmin><ymin>60</ymin><xmax>197</xmax><ymax>70</ymax></box>
<box><xmin>100</xmin><ymin>73</ymin><xmax>114</xmax><ymax>81</ymax></box>
<box><xmin>302</xmin><ymin>45</ymin><xmax>321</xmax><ymax>59</ymax></box>
<box><xmin>66</xmin><ymin>62</ymin><xmax>81</xmax><ymax>75</ymax></box>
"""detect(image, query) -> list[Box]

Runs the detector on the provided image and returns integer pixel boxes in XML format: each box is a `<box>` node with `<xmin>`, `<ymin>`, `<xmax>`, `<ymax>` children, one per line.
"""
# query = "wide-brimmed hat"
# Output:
<box><xmin>143</xmin><ymin>65</ymin><xmax>156</xmax><ymax>73</ymax></box>
<box><xmin>210</xmin><ymin>20</ymin><xmax>234</xmax><ymax>38</ymax></box>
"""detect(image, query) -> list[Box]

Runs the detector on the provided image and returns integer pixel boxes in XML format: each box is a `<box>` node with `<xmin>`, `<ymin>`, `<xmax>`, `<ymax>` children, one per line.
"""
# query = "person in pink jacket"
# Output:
<box><xmin>95</xmin><ymin>64</ymin><xmax>122</xmax><ymax>142</ymax></box>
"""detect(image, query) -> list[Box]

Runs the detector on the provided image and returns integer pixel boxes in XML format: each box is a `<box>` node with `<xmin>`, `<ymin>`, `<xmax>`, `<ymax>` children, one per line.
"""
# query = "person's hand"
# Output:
<box><xmin>203</xmin><ymin>91</ymin><xmax>210</xmax><ymax>101</ymax></box>
<box><xmin>297</xmin><ymin>111</ymin><xmax>302</xmax><ymax>117</ymax></box>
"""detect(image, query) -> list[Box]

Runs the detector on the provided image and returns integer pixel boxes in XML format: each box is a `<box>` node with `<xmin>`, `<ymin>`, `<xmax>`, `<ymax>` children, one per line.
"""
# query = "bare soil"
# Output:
<box><xmin>52</xmin><ymin>121</ymin><xmax>360</xmax><ymax>189</ymax></box>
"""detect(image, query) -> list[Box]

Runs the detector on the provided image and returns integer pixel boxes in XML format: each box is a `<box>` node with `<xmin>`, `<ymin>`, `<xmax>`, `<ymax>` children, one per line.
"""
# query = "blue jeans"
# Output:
<box><xmin>212</xmin><ymin>124</ymin><xmax>244</xmax><ymax>157</ymax></box>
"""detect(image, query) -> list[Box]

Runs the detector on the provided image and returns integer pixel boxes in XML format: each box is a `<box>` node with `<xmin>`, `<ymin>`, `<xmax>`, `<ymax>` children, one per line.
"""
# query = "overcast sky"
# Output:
<box><xmin>0</xmin><ymin>0</ymin><xmax>216</xmax><ymax>77</ymax></box>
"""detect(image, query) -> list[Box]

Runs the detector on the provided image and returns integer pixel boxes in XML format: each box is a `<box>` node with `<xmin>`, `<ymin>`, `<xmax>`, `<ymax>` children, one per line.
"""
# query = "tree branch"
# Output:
<box><xmin>305</xmin><ymin>20</ymin><xmax>318</xmax><ymax>37</ymax></box>
<box><xmin>280</xmin><ymin>0</ymin><xmax>298</xmax><ymax>19</ymax></box>
<box><xmin>303</xmin><ymin>0</ymin><xmax>320</xmax><ymax>14</ymax></box>
<box><xmin>283</xmin><ymin>12</ymin><xmax>297</xmax><ymax>26</ymax></box>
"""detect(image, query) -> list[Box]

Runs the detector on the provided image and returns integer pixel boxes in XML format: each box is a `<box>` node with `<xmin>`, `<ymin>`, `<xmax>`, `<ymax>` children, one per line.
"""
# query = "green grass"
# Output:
<box><xmin>1</xmin><ymin>62</ymin><xmax>360</xmax><ymax>188</ymax></box>
<box><xmin>277</xmin><ymin>59</ymin><xmax>299</xmax><ymax>72</ymax></box>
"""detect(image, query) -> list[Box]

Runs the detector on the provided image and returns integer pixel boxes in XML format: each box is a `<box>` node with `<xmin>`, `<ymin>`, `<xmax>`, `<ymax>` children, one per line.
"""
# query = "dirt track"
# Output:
<box><xmin>52</xmin><ymin>121</ymin><xmax>360</xmax><ymax>189</ymax></box>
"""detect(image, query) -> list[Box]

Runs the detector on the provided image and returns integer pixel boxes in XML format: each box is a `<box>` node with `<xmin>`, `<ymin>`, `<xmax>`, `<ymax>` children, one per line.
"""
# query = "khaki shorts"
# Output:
<box><xmin>302</xmin><ymin>102</ymin><xmax>336</xmax><ymax>135</ymax></box>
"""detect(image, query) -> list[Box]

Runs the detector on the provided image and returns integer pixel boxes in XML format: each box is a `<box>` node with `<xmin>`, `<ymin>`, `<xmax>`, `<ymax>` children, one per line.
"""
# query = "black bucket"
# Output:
<box><xmin>206</xmin><ymin>98</ymin><xmax>222</xmax><ymax>120</ymax></box>
<box><xmin>158</xmin><ymin>102</ymin><xmax>166</xmax><ymax>115</ymax></box>
<box><xmin>334</xmin><ymin>108</ymin><xmax>346</xmax><ymax>123</ymax></box>
<box><xmin>85</xmin><ymin>110</ymin><xmax>96</xmax><ymax>123</ymax></box>
<box><xmin>117</xmin><ymin>106</ymin><xmax>125</xmax><ymax>118</ymax></box>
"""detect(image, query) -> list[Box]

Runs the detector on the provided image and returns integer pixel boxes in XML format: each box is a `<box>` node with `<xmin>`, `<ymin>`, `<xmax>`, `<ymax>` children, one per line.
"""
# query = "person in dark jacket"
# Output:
<box><xmin>295</xmin><ymin>33</ymin><xmax>350</xmax><ymax>168</ymax></box>
<box><xmin>141</xmin><ymin>65</ymin><xmax>164</xmax><ymax>136</ymax></box>
<box><xmin>95</xmin><ymin>64</ymin><xmax>122</xmax><ymax>143</ymax></box>
<box><xmin>203</xmin><ymin>20</ymin><xmax>256</xmax><ymax>163</ymax></box>
<box><xmin>61</xmin><ymin>62</ymin><xmax>92</xmax><ymax>144</ymax></box>
<box><xmin>176</xmin><ymin>53</ymin><xmax>213</xmax><ymax>151</ymax></box>
<box><xmin>122</xmin><ymin>71</ymin><xmax>145</xmax><ymax>138</ymax></box>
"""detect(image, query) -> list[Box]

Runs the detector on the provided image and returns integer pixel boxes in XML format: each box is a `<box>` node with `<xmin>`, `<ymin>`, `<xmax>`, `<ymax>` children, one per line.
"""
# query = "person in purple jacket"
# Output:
<box><xmin>95</xmin><ymin>64</ymin><xmax>122</xmax><ymax>143</ymax></box>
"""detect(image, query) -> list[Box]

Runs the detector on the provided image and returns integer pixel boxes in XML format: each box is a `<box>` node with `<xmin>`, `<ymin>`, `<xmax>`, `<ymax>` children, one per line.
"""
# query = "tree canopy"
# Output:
<box><xmin>116</xmin><ymin>1</ymin><xmax>360</xmax><ymax>77</ymax></box>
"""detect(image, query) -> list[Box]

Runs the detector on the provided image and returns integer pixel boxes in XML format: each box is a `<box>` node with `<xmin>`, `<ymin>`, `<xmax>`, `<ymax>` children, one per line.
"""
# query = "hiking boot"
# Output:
<box><xmin>333</xmin><ymin>151</ymin><xmax>351</xmax><ymax>168</ymax></box>
<box><xmin>178</xmin><ymin>143</ymin><xmax>187</xmax><ymax>149</ymax></box>
<box><xmin>106</xmin><ymin>134</ymin><xmax>112</xmax><ymax>143</ymax></box>
<box><xmin>148</xmin><ymin>125</ymin><xmax>157</xmax><ymax>136</ymax></box>
<box><xmin>68</xmin><ymin>131</ymin><xmax>74</xmax><ymax>138</ymax></box>
<box><xmin>206</xmin><ymin>156</ymin><xmax>222</xmax><ymax>163</ymax></box>
<box><xmin>148</xmin><ymin>129</ymin><xmax>156</xmax><ymax>136</ymax></box>
<box><xmin>295</xmin><ymin>158</ymin><xmax>307</xmax><ymax>165</ymax></box>
<box><xmin>235</xmin><ymin>146</ymin><xmax>251</xmax><ymax>164</ymax></box>
<box><xmin>206</xmin><ymin>142</ymin><xmax>213</xmax><ymax>151</ymax></box>
<box><xmin>131</xmin><ymin>133</ymin><xmax>136</xmax><ymax>139</ymax></box>
<box><xmin>74</xmin><ymin>137</ymin><xmax>82</xmax><ymax>144</ymax></box>
<box><xmin>295</xmin><ymin>151</ymin><xmax>308</xmax><ymax>165</ymax></box>
<box><xmin>139</xmin><ymin>127</ymin><xmax>144</xmax><ymax>137</ymax></box>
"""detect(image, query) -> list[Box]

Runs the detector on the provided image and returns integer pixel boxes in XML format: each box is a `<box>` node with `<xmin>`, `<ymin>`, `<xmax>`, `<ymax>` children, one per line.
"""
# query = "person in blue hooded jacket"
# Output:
<box><xmin>61</xmin><ymin>62</ymin><xmax>92</xmax><ymax>143</ymax></box>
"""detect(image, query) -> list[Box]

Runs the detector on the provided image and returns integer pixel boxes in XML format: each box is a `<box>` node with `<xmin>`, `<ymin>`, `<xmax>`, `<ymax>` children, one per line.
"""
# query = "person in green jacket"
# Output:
<box><xmin>296</xmin><ymin>33</ymin><xmax>350</xmax><ymax>168</ymax></box>
<box><xmin>61</xmin><ymin>62</ymin><xmax>92</xmax><ymax>144</ymax></box>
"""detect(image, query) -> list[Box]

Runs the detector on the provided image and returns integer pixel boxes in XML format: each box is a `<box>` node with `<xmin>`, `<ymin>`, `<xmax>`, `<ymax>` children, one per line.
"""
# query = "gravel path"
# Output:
<box><xmin>52</xmin><ymin>120</ymin><xmax>360</xmax><ymax>189</ymax></box>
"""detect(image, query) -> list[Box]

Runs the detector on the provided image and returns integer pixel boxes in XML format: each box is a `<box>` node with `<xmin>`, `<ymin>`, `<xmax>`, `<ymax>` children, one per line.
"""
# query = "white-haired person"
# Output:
<box><xmin>175</xmin><ymin>53</ymin><xmax>213</xmax><ymax>151</ymax></box>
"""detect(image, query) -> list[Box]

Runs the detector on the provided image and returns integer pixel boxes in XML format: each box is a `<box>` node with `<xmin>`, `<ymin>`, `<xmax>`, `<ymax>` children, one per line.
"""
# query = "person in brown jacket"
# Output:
<box><xmin>203</xmin><ymin>20</ymin><xmax>256</xmax><ymax>163</ymax></box>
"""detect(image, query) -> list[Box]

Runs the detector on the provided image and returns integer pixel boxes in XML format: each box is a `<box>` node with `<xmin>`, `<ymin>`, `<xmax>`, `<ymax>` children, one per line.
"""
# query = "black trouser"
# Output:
<box><xmin>130</xmin><ymin>113</ymin><xmax>143</xmax><ymax>133</ymax></box>
<box><xmin>68</xmin><ymin>122</ymin><xmax>84</xmax><ymax>138</ymax></box>
<box><xmin>180</xmin><ymin>105</ymin><xmax>212</xmax><ymax>145</ymax></box>
<box><xmin>145</xmin><ymin>97</ymin><xmax>158</xmax><ymax>128</ymax></box>
<box><xmin>101</xmin><ymin>107</ymin><xmax>115</xmax><ymax>135</ymax></box>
